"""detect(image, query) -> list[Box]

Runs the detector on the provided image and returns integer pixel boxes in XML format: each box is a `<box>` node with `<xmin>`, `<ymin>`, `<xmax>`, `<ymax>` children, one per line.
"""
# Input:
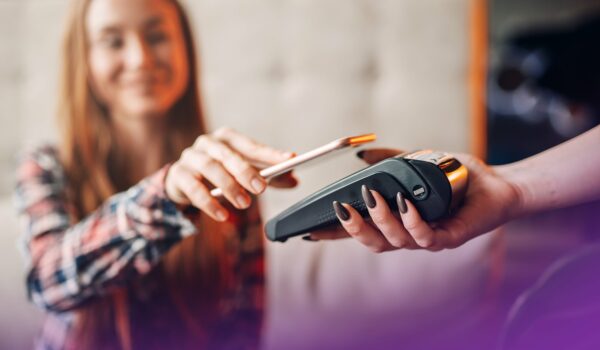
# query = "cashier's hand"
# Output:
<box><xmin>309</xmin><ymin>148</ymin><xmax>522</xmax><ymax>252</ymax></box>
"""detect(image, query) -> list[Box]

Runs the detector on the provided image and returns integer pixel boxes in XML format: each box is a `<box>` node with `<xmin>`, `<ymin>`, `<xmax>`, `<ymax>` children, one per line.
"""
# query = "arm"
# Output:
<box><xmin>17</xmin><ymin>130</ymin><xmax>296</xmax><ymax>312</ymax></box>
<box><xmin>498</xmin><ymin>125</ymin><xmax>600</xmax><ymax>217</ymax></box>
<box><xmin>15</xmin><ymin>147</ymin><xmax>197</xmax><ymax>312</ymax></box>
<box><xmin>312</xmin><ymin>125</ymin><xmax>600</xmax><ymax>252</ymax></box>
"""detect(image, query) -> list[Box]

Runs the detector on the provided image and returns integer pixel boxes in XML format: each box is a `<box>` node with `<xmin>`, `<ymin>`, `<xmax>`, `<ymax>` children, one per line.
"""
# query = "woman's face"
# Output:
<box><xmin>86</xmin><ymin>0</ymin><xmax>189</xmax><ymax>119</ymax></box>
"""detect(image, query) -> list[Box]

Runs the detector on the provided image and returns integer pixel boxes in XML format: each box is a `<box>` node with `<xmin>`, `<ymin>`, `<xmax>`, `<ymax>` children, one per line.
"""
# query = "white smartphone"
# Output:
<box><xmin>210</xmin><ymin>133</ymin><xmax>377</xmax><ymax>197</ymax></box>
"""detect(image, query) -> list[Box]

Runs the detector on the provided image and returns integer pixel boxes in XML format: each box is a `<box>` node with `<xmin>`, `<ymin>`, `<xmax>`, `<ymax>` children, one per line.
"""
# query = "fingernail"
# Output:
<box><xmin>284</xmin><ymin>152</ymin><xmax>296</xmax><ymax>158</ymax></box>
<box><xmin>361</xmin><ymin>185</ymin><xmax>376</xmax><ymax>209</ymax></box>
<box><xmin>302</xmin><ymin>235</ymin><xmax>319</xmax><ymax>242</ymax></box>
<box><xmin>418</xmin><ymin>239</ymin><xmax>433</xmax><ymax>248</ymax></box>
<box><xmin>396</xmin><ymin>192</ymin><xmax>407</xmax><ymax>214</ymax></box>
<box><xmin>236</xmin><ymin>194</ymin><xmax>250</xmax><ymax>208</ymax></box>
<box><xmin>356</xmin><ymin>150</ymin><xmax>366</xmax><ymax>159</ymax></box>
<box><xmin>251</xmin><ymin>177</ymin><xmax>266</xmax><ymax>193</ymax></box>
<box><xmin>215</xmin><ymin>209</ymin><xmax>228</xmax><ymax>222</ymax></box>
<box><xmin>333</xmin><ymin>201</ymin><xmax>350</xmax><ymax>221</ymax></box>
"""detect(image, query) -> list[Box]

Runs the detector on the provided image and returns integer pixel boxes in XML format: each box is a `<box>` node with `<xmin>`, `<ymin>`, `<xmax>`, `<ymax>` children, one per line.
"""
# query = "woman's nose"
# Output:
<box><xmin>124</xmin><ymin>34</ymin><xmax>153</xmax><ymax>70</ymax></box>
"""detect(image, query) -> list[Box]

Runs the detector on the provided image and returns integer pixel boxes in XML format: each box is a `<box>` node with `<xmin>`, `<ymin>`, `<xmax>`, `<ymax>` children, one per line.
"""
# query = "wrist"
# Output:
<box><xmin>493</xmin><ymin>161</ymin><xmax>531</xmax><ymax>220</ymax></box>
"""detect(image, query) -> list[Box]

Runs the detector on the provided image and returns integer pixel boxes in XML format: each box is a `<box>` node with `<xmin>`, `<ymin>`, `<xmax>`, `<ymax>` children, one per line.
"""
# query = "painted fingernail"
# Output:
<box><xmin>361</xmin><ymin>185</ymin><xmax>376</xmax><ymax>209</ymax></box>
<box><xmin>251</xmin><ymin>177</ymin><xmax>266</xmax><ymax>193</ymax></box>
<box><xmin>236</xmin><ymin>194</ymin><xmax>250</xmax><ymax>208</ymax></box>
<box><xmin>333</xmin><ymin>201</ymin><xmax>350</xmax><ymax>221</ymax></box>
<box><xmin>356</xmin><ymin>150</ymin><xmax>366</xmax><ymax>159</ymax></box>
<box><xmin>215</xmin><ymin>209</ymin><xmax>228</xmax><ymax>222</ymax></box>
<box><xmin>302</xmin><ymin>235</ymin><xmax>319</xmax><ymax>242</ymax></box>
<box><xmin>396</xmin><ymin>192</ymin><xmax>408</xmax><ymax>214</ymax></box>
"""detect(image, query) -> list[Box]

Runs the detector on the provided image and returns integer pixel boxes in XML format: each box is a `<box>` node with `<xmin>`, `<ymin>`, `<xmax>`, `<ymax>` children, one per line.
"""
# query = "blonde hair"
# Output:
<box><xmin>57</xmin><ymin>0</ymin><xmax>232</xmax><ymax>348</ymax></box>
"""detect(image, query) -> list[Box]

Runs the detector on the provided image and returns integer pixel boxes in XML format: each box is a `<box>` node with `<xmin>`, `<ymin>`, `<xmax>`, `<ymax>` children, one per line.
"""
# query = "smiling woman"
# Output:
<box><xmin>14</xmin><ymin>0</ymin><xmax>296</xmax><ymax>349</ymax></box>
<box><xmin>85</xmin><ymin>0</ymin><xmax>190</xmax><ymax>120</ymax></box>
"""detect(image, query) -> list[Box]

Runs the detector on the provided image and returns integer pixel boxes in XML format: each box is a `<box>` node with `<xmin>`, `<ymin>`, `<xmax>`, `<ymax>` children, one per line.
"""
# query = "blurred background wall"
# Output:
<box><xmin>1</xmin><ymin>1</ymin><xmax>478</xmax><ymax>349</ymax></box>
<box><xmin>0</xmin><ymin>2</ymin><xmax>68</xmax><ymax>349</ymax></box>
<box><xmin>1</xmin><ymin>0</ymin><xmax>599</xmax><ymax>349</ymax></box>
<box><xmin>486</xmin><ymin>1</ymin><xmax>600</xmax><ymax>341</ymax></box>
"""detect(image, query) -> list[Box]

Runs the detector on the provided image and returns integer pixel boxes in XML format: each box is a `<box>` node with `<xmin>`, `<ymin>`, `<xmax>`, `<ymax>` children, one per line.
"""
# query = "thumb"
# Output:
<box><xmin>356</xmin><ymin>148</ymin><xmax>405</xmax><ymax>164</ymax></box>
<box><xmin>268</xmin><ymin>171</ymin><xmax>299</xmax><ymax>189</ymax></box>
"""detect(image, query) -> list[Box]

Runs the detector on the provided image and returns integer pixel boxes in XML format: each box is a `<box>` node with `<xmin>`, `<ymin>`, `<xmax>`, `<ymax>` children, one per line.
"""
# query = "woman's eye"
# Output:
<box><xmin>146</xmin><ymin>31</ymin><xmax>168</xmax><ymax>45</ymax></box>
<box><xmin>101</xmin><ymin>36</ymin><xmax>123</xmax><ymax>50</ymax></box>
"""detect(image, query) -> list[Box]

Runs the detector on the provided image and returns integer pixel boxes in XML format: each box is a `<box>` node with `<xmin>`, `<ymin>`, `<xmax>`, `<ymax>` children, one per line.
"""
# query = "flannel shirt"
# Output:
<box><xmin>14</xmin><ymin>146</ymin><xmax>264</xmax><ymax>350</ymax></box>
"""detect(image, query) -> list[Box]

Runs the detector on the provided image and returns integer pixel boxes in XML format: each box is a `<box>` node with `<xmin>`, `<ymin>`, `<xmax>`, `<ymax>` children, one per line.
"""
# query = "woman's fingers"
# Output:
<box><xmin>319</xmin><ymin>189</ymin><xmax>452</xmax><ymax>252</ymax></box>
<box><xmin>166</xmin><ymin>129</ymin><xmax>298</xmax><ymax>220</ymax></box>
<box><xmin>333</xmin><ymin>201</ymin><xmax>394</xmax><ymax>253</ymax></box>
<box><xmin>213</xmin><ymin>127</ymin><xmax>293</xmax><ymax>166</ymax></box>
<box><xmin>193</xmin><ymin>135</ymin><xmax>267</xmax><ymax>195</ymax></box>
<box><xmin>168</xmin><ymin>163</ymin><xmax>229</xmax><ymax>222</ymax></box>
<box><xmin>180</xmin><ymin>148</ymin><xmax>251</xmax><ymax>210</ymax></box>
<box><xmin>362</xmin><ymin>187</ymin><xmax>417</xmax><ymax>249</ymax></box>
<box><xmin>209</xmin><ymin>128</ymin><xmax>299</xmax><ymax>190</ymax></box>
<box><xmin>397</xmin><ymin>194</ymin><xmax>442</xmax><ymax>250</ymax></box>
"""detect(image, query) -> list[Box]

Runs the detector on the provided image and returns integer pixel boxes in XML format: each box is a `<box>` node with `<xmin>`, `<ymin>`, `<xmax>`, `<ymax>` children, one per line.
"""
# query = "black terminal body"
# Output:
<box><xmin>265</xmin><ymin>150</ymin><xmax>469</xmax><ymax>242</ymax></box>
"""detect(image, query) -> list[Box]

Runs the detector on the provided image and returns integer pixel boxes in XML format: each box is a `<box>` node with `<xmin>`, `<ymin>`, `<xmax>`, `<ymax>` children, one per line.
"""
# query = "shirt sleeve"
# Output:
<box><xmin>14</xmin><ymin>146</ymin><xmax>198</xmax><ymax>312</ymax></box>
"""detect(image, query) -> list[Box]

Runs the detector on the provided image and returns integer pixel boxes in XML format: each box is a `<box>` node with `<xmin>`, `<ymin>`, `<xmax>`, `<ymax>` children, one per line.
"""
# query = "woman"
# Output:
<box><xmin>15</xmin><ymin>0</ymin><xmax>296</xmax><ymax>349</ymax></box>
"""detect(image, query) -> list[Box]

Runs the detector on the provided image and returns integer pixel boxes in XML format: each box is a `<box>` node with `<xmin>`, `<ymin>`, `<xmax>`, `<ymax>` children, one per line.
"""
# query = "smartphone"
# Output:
<box><xmin>210</xmin><ymin>133</ymin><xmax>377</xmax><ymax>197</ymax></box>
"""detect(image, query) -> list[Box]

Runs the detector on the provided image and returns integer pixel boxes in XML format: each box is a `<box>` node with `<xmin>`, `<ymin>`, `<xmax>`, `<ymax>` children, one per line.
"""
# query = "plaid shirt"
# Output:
<box><xmin>15</xmin><ymin>146</ymin><xmax>264</xmax><ymax>350</ymax></box>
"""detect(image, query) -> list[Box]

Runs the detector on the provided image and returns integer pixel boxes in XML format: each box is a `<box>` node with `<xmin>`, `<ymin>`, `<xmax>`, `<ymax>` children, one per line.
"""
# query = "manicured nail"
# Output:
<box><xmin>302</xmin><ymin>235</ymin><xmax>319</xmax><ymax>242</ymax></box>
<box><xmin>356</xmin><ymin>150</ymin><xmax>366</xmax><ymax>159</ymax></box>
<box><xmin>333</xmin><ymin>201</ymin><xmax>350</xmax><ymax>221</ymax></box>
<box><xmin>215</xmin><ymin>209</ymin><xmax>228</xmax><ymax>222</ymax></box>
<box><xmin>251</xmin><ymin>177</ymin><xmax>266</xmax><ymax>193</ymax></box>
<box><xmin>396</xmin><ymin>192</ymin><xmax>407</xmax><ymax>214</ymax></box>
<box><xmin>361</xmin><ymin>185</ymin><xmax>376</xmax><ymax>209</ymax></box>
<box><xmin>236</xmin><ymin>194</ymin><xmax>250</xmax><ymax>208</ymax></box>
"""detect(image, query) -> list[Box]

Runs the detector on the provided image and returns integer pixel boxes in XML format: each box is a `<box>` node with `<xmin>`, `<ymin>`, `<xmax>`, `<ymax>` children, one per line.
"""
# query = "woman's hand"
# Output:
<box><xmin>309</xmin><ymin>148</ymin><xmax>523</xmax><ymax>252</ymax></box>
<box><xmin>165</xmin><ymin>127</ymin><xmax>297</xmax><ymax>222</ymax></box>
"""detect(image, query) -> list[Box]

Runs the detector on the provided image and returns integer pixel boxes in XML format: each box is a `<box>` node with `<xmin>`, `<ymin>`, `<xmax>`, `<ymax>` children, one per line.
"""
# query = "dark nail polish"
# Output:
<box><xmin>361</xmin><ymin>185</ymin><xmax>376</xmax><ymax>208</ymax></box>
<box><xmin>356</xmin><ymin>150</ymin><xmax>366</xmax><ymax>159</ymax></box>
<box><xmin>333</xmin><ymin>201</ymin><xmax>350</xmax><ymax>221</ymax></box>
<box><xmin>302</xmin><ymin>235</ymin><xmax>318</xmax><ymax>242</ymax></box>
<box><xmin>396</xmin><ymin>192</ymin><xmax>408</xmax><ymax>214</ymax></box>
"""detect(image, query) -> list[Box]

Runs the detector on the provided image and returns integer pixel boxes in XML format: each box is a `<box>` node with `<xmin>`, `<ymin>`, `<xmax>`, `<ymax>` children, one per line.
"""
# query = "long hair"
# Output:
<box><xmin>57</xmin><ymin>1</ymin><xmax>232</xmax><ymax>348</ymax></box>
